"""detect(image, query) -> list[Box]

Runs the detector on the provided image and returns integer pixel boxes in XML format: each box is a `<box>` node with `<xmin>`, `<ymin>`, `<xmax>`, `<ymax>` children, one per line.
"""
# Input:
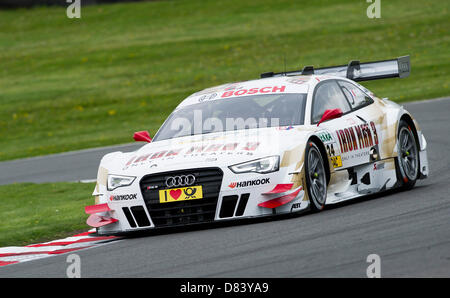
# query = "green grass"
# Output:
<box><xmin>0</xmin><ymin>182</ymin><xmax>94</xmax><ymax>247</ymax></box>
<box><xmin>0</xmin><ymin>0</ymin><xmax>448</xmax><ymax>161</ymax></box>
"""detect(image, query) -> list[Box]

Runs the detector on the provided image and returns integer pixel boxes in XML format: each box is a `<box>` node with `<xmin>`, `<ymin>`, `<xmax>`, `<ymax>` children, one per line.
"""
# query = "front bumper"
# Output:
<box><xmin>90</xmin><ymin>166</ymin><xmax>307</xmax><ymax>235</ymax></box>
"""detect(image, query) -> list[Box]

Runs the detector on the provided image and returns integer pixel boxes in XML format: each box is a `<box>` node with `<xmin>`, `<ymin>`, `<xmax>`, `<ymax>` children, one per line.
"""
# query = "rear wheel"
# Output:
<box><xmin>305</xmin><ymin>142</ymin><xmax>327</xmax><ymax>211</ymax></box>
<box><xmin>396</xmin><ymin>120</ymin><xmax>419</xmax><ymax>190</ymax></box>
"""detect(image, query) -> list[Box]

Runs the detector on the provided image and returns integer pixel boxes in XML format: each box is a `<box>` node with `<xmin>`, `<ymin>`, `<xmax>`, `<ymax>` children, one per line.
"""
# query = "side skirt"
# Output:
<box><xmin>325</xmin><ymin>158</ymin><xmax>399</xmax><ymax>205</ymax></box>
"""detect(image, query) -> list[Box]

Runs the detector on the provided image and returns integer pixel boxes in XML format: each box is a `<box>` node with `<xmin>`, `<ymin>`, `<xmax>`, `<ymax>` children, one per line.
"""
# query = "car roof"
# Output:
<box><xmin>177</xmin><ymin>75</ymin><xmax>326</xmax><ymax>109</ymax></box>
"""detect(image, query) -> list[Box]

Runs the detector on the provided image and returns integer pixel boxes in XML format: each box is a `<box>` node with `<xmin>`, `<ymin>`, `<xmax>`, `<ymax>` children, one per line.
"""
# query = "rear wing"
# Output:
<box><xmin>260</xmin><ymin>55</ymin><xmax>410</xmax><ymax>82</ymax></box>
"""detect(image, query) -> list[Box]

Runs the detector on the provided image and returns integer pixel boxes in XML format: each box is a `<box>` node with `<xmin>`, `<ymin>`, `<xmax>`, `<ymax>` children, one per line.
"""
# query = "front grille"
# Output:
<box><xmin>140</xmin><ymin>168</ymin><xmax>223</xmax><ymax>227</ymax></box>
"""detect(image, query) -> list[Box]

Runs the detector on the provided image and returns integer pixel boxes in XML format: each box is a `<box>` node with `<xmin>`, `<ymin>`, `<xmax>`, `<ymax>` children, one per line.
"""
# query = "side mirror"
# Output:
<box><xmin>133</xmin><ymin>131</ymin><xmax>152</xmax><ymax>143</ymax></box>
<box><xmin>317</xmin><ymin>108</ymin><xmax>343</xmax><ymax>126</ymax></box>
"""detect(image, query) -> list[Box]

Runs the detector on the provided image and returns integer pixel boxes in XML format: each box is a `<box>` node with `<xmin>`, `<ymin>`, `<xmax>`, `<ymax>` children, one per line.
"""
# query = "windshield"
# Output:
<box><xmin>153</xmin><ymin>93</ymin><xmax>307</xmax><ymax>141</ymax></box>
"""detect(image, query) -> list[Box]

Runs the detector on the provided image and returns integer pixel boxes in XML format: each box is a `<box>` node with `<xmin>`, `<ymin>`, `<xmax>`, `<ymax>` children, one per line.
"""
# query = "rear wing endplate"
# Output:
<box><xmin>260</xmin><ymin>55</ymin><xmax>410</xmax><ymax>82</ymax></box>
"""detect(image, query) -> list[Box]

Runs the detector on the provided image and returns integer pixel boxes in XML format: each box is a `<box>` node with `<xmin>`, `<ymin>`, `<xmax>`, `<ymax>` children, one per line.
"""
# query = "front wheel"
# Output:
<box><xmin>396</xmin><ymin>120</ymin><xmax>419</xmax><ymax>190</ymax></box>
<box><xmin>305</xmin><ymin>142</ymin><xmax>327</xmax><ymax>211</ymax></box>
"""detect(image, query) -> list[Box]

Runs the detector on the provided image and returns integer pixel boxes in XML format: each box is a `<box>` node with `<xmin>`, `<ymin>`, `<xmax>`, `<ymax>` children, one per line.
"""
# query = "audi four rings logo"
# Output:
<box><xmin>165</xmin><ymin>175</ymin><xmax>196</xmax><ymax>188</ymax></box>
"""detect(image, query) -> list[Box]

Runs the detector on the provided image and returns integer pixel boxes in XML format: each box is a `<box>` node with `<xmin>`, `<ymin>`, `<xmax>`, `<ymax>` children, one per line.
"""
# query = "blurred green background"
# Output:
<box><xmin>0</xmin><ymin>0</ymin><xmax>449</xmax><ymax>161</ymax></box>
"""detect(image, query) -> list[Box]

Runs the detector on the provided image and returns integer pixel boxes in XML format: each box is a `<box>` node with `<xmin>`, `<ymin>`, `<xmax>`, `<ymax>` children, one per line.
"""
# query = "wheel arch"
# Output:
<box><xmin>395</xmin><ymin>113</ymin><xmax>421</xmax><ymax>189</ymax></box>
<box><xmin>307</xmin><ymin>135</ymin><xmax>331</xmax><ymax>185</ymax></box>
<box><xmin>398</xmin><ymin>113</ymin><xmax>420</xmax><ymax>148</ymax></box>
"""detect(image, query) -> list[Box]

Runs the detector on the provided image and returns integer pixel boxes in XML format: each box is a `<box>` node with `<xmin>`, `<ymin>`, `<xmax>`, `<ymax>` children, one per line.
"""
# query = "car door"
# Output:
<box><xmin>310</xmin><ymin>79</ymin><xmax>360</xmax><ymax>170</ymax></box>
<box><xmin>336</xmin><ymin>80</ymin><xmax>382</xmax><ymax>163</ymax></box>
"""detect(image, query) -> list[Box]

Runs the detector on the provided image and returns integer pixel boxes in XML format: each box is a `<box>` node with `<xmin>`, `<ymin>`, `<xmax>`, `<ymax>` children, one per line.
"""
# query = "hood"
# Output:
<box><xmin>102</xmin><ymin>126</ymin><xmax>317</xmax><ymax>176</ymax></box>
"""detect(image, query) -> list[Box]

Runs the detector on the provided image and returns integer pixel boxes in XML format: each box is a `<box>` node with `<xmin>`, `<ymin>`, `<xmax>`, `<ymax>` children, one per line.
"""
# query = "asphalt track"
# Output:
<box><xmin>0</xmin><ymin>143</ymin><xmax>141</xmax><ymax>185</ymax></box>
<box><xmin>1</xmin><ymin>97</ymin><xmax>449</xmax><ymax>277</ymax></box>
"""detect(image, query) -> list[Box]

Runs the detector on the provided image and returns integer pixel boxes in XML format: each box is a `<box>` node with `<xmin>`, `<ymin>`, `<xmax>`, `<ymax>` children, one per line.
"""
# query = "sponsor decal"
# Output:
<box><xmin>331</xmin><ymin>155</ymin><xmax>343</xmax><ymax>168</ymax></box>
<box><xmin>123</xmin><ymin>141</ymin><xmax>261</xmax><ymax>169</ymax></box>
<box><xmin>110</xmin><ymin>193</ymin><xmax>138</xmax><ymax>201</ymax></box>
<box><xmin>241</xmin><ymin>142</ymin><xmax>260</xmax><ymax>151</ymax></box>
<box><xmin>336</xmin><ymin>121</ymin><xmax>379</xmax><ymax>154</ymax></box>
<box><xmin>159</xmin><ymin>186</ymin><xmax>203</xmax><ymax>203</ymax></box>
<box><xmin>224</xmin><ymin>84</ymin><xmax>243</xmax><ymax>91</ymax></box>
<box><xmin>341</xmin><ymin>150</ymin><xmax>369</xmax><ymax>161</ymax></box>
<box><xmin>318</xmin><ymin>131</ymin><xmax>333</xmax><ymax>143</ymax></box>
<box><xmin>191</xmin><ymin>82</ymin><xmax>244</xmax><ymax>97</ymax></box>
<box><xmin>221</xmin><ymin>86</ymin><xmax>286</xmax><ymax>98</ymax></box>
<box><xmin>198</xmin><ymin>93</ymin><xmax>217</xmax><ymax>102</ymax></box>
<box><xmin>287</xmin><ymin>77</ymin><xmax>310</xmax><ymax>85</ymax></box>
<box><xmin>290</xmin><ymin>202</ymin><xmax>302</xmax><ymax>212</ymax></box>
<box><xmin>228</xmin><ymin>178</ymin><xmax>270</xmax><ymax>189</ymax></box>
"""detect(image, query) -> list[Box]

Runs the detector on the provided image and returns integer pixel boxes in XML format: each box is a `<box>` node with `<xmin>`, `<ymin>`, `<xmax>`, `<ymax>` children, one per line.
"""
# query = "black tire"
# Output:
<box><xmin>395</xmin><ymin>120</ymin><xmax>419</xmax><ymax>190</ymax></box>
<box><xmin>305</xmin><ymin>141</ymin><xmax>327</xmax><ymax>212</ymax></box>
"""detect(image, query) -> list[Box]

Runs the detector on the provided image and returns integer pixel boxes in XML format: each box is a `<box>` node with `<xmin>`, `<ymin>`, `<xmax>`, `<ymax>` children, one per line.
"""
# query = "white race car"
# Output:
<box><xmin>85</xmin><ymin>56</ymin><xmax>429</xmax><ymax>235</ymax></box>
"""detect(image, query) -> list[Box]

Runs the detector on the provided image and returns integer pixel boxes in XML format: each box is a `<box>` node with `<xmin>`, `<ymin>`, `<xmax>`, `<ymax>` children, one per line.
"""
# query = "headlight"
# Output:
<box><xmin>107</xmin><ymin>174</ymin><xmax>136</xmax><ymax>191</ymax></box>
<box><xmin>229</xmin><ymin>156</ymin><xmax>280</xmax><ymax>174</ymax></box>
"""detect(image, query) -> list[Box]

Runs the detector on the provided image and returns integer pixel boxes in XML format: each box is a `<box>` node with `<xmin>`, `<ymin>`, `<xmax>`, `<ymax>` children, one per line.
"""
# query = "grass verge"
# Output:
<box><xmin>0</xmin><ymin>182</ymin><xmax>94</xmax><ymax>247</ymax></box>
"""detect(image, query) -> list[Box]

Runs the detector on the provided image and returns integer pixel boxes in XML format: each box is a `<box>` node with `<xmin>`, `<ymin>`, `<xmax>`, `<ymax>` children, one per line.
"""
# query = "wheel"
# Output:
<box><xmin>396</xmin><ymin>120</ymin><xmax>419</xmax><ymax>190</ymax></box>
<box><xmin>305</xmin><ymin>141</ymin><xmax>327</xmax><ymax>211</ymax></box>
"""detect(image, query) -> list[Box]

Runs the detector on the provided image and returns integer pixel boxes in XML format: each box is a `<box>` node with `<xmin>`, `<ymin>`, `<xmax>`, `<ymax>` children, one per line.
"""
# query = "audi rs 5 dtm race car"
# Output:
<box><xmin>85</xmin><ymin>56</ymin><xmax>429</xmax><ymax>235</ymax></box>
